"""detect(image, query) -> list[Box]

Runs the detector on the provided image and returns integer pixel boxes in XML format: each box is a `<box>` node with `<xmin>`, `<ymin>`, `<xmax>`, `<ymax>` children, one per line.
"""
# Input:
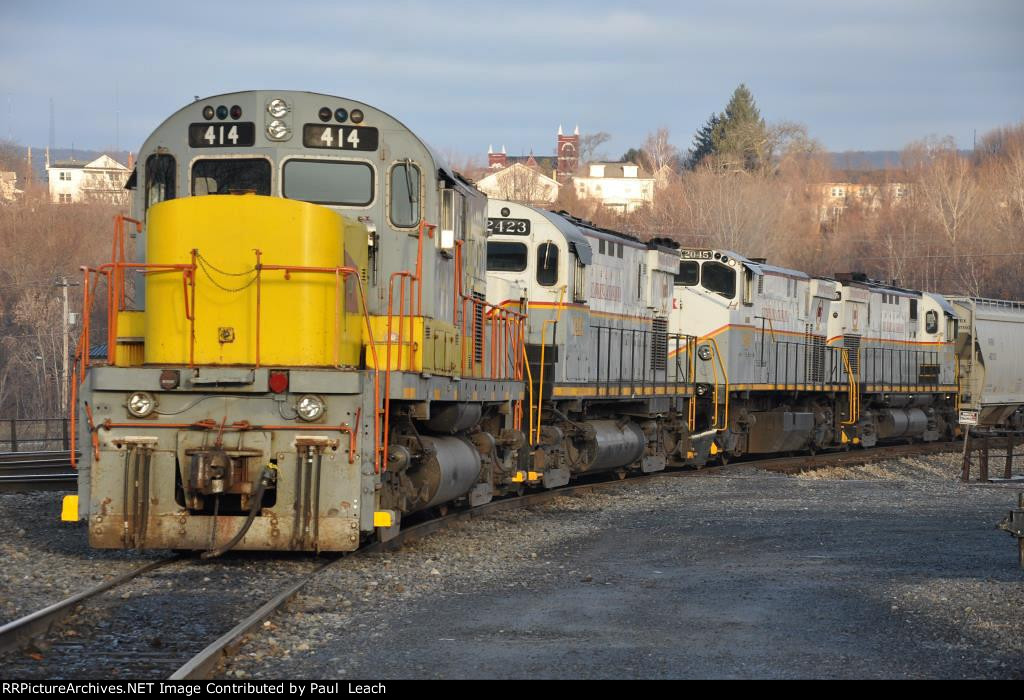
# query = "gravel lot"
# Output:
<box><xmin>0</xmin><ymin>491</ymin><xmax>168</xmax><ymax>626</ymax></box>
<box><xmin>220</xmin><ymin>455</ymin><xmax>1023</xmax><ymax>680</ymax></box>
<box><xmin>1</xmin><ymin>453</ymin><xmax>1020</xmax><ymax>679</ymax></box>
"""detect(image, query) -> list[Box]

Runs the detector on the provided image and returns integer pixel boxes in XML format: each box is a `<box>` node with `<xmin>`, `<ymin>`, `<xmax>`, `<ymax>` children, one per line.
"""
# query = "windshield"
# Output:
<box><xmin>192</xmin><ymin>158</ymin><xmax>270</xmax><ymax>196</ymax></box>
<box><xmin>487</xmin><ymin>242</ymin><xmax>528</xmax><ymax>272</ymax></box>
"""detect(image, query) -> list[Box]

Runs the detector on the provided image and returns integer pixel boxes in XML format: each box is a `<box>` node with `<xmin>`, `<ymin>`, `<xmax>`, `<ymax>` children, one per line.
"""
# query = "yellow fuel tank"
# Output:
<box><xmin>145</xmin><ymin>195</ymin><xmax>366</xmax><ymax>367</ymax></box>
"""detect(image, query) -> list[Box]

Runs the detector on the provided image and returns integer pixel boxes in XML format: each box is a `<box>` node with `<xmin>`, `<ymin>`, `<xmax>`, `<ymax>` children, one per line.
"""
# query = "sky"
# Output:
<box><xmin>2</xmin><ymin>1</ymin><xmax>1022</xmax><ymax>161</ymax></box>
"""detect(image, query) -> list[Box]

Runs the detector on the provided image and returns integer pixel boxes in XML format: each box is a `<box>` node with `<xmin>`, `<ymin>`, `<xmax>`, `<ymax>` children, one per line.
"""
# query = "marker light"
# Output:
<box><xmin>159</xmin><ymin>370</ymin><xmax>180</xmax><ymax>390</ymax></box>
<box><xmin>267</xmin><ymin>99</ymin><xmax>288</xmax><ymax>118</ymax></box>
<box><xmin>296</xmin><ymin>395</ymin><xmax>325</xmax><ymax>422</ymax></box>
<box><xmin>269</xmin><ymin>370</ymin><xmax>289</xmax><ymax>394</ymax></box>
<box><xmin>230</xmin><ymin>105</ymin><xmax>242</xmax><ymax>119</ymax></box>
<box><xmin>350</xmin><ymin>109</ymin><xmax>364</xmax><ymax>124</ymax></box>
<box><xmin>216</xmin><ymin>105</ymin><xmax>228</xmax><ymax>120</ymax></box>
<box><xmin>127</xmin><ymin>391</ymin><xmax>156</xmax><ymax>418</ymax></box>
<box><xmin>334</xmin><ymin>108</ymin><xmax>348</xmax><ymax>123</ymax></box>
<box><xmin>318</xmin><ymin>107</ymin><xmax>332</xmax><ymax>122</ymax></box>
<box><xmin>202</xmin><ymin>105</ymin><xmax>215</xmax><ymax>120</ymax></box>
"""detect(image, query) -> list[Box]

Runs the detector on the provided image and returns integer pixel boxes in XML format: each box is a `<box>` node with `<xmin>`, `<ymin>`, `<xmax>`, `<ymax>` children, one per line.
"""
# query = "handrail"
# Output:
<box><xmin>71</xmin><ymin>216</ymin><xmax>527</xmax><ymax>477</ymax></box>
<box><xmin>707</xmin><ymin>336</ymin><xmax>729</xmax><ymax>432</ymax></box>
<box><xmin>839</xmin><ymin>348</ymin><xmax>859</xmax><ymax>425</ymax></box>
<box><xmin>72</xmin><ymin>251</ymin><xmax>385</xmax><ymax>473</ymax></box>
<box><xmin>535</xmin><ymin>287</ymin><xmax>567</xmax><ymax>444</ymax></box>
<box><xmin>689</xmin><ymin>336</ymin><xmax>697</xmax><ymax>431</ymax></box>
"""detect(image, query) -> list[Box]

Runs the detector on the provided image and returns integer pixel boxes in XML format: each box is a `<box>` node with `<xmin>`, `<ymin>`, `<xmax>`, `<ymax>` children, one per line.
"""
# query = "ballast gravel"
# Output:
<box><xmin>0</xmin><ymin>452</ymin><xmax>1020</xmax><ymax>679</ymax></box>
<box><xmin>220</xmin><ymin>456</ymin><xmax>1023</xmax><ymax>680</ymax></box>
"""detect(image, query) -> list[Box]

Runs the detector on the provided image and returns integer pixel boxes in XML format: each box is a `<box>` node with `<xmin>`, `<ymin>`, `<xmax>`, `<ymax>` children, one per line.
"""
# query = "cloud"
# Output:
<box><xmin>1</xmin><ymin>1</ymin><xmax>1022</xmax><ymax>152</ymax></box>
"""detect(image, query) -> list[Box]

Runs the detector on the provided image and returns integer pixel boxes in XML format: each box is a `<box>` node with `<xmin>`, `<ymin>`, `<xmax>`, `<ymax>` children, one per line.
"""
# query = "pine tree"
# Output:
<box><xmin>687</xmin><ymin>84</ymin><xmax>769</xmax><ymax>171</ymax></box>
<box><xmin>687</xmin><ymin>113</ymin><xmax>720</xmax><ymax>169</ymax></box>
<box><xmin>713</xmin><ymin>84</ymin><xmax>768</xmax><ymax>172</ymax></box>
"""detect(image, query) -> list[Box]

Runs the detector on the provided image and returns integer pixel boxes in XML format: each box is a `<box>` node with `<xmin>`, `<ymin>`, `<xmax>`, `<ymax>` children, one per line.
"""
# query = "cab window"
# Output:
<box><xmin>389</xmin><ymin>162</ymin><xmax>420</xmax><ymax>227</ymax></box>
<box><xmin>537</xmin><ymin>243</ymin><xmax>559</xmax><ymax>286</ymax></box>
<box><xmin>702</xmin><ymin>261</ymin><xmax>736</xmax><ymax>298</ymax></box>
<box><xmin>675</xmin><ymin>261</ymin><xmax>699</xmax><ymax>286</ymax></box>
<box><xmin>145</xmin><ymin>154</ymin><xmax>176</xmax><ymax>211</ymax></box>
<box><xmin>283</xmin><ymin>160</ymin><xmax>372</xmax><ymax>205</ymax></box>
<box><xmin>487</xmin><ymin>242</ymin><xmax>527</xmax><ymax>272</ymax></box>
<box><xmin>192</xmin><ymin>158</ymin><xmax>271</xmax><ymax>196</ymax></box>
<box><xmin>925</xmin><ymin>310</ymin><xmax>938</xmax><ymax>334</ymax></box>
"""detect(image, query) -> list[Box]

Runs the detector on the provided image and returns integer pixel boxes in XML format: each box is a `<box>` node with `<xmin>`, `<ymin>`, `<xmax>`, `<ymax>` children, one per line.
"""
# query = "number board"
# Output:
<box><xmin>188</xmin><ymin>123</ymin><xmax>256</xmax><ymax>148</ymax></box>
<box><xmin>487</xmin><ymin>218</ymin><xmax>531</xmax><ymax>235</ymax></box>
<box><xmin>302</xmin><ymin>124</ymin><xmax>379</xmax><ymax>151</ymax></box>
<box><xmin>681</xmin><ymin>249</ymin><xmax>714</xmax><ymax>260</ymax></box>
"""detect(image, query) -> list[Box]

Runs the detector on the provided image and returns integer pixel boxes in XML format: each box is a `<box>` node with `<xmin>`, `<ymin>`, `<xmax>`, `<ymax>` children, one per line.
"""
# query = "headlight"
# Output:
<box><xmin>296</xmin><ymin>395</ymin><xmax>325</xmax><ymax>422</ymax></box>
<box><xmin>266</xmin><ymin>120</ymin><xmax>289</xmax><ymax>140</ymax></box>
<box><xmin>696</xmin><ymin>383</ymin><xmax>709</xmax><ymax>396</ymax></box>
<box><xmin>127</xmin><ymin>391</ymin><xmax>156</xmax><ymax>418</ymax></box>
<box><xmin>267</xmin><ymin>98</ymin><xmax>288</xmax><ymax>118</ymax></box>
<box><xmin>698</xmin><ymin>344</ymin><xmax>713</xmax><ymax>361</ymax></box>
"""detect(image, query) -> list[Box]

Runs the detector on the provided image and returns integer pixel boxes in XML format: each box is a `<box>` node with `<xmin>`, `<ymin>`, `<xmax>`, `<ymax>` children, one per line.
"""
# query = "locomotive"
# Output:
<box><xmin>72</xmin><ymin>91</ymin><xmax>528</xmax><ymax>552</ymax></box>
<box><xmin>71</xmin><ymin>90</ymin><xmax>1024</xmax><ymax>555</ymax></box>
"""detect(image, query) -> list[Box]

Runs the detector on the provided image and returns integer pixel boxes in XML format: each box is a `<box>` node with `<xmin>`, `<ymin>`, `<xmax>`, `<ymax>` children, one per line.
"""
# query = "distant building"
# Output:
<box><xmin>573</xmin><ymin>162</ymin><xmax>655</xmax><ymax>214</ymax></box>
<box><xmin>0</xmin><ymin>171</ymin><xmax>20</xmax><ymax>202</ymax></box>
<box><xmin>46</xmin><ymin>154</ymin><xmax>130</xmax><ymax>205</ymax></box>
<box><xmin>475</xmin><ymin>161</ymin><xmax>560</xmax><ymax>205</ymax></box>
<box><xmin>486</xmin><ymin>125</ymin><xmax>580</xmax><ymax>183</ymax></box>
<box><xmin>817</xmin><ymin>173</ymin><xmax>909</xmax><ymax>223</ymax></box>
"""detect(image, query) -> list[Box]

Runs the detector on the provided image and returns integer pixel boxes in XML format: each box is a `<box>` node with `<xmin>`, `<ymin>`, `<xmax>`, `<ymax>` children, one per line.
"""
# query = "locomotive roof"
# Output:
<box><xmin>689</xmin><ymin>248</ymin><xmax>811</xmax><ymax>280</ymax></box>
<box><xmin>531</xmin><ymin>207</ymin><xmax>593</xmax><ymax>265</ymax></box>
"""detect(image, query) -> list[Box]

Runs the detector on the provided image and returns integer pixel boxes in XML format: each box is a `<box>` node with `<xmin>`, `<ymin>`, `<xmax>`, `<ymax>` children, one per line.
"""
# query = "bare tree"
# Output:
<box><xmin>488</xmin><ymin>163</ymin><xmax>558</xmax><ymax>205</ymax></box>
<box><xmin>641</xmin><ymin>127</ymin><xmax>679</xmax><ymax>173</ymax></box>
<box><xmin>579</xmin><ymin>132</ymin><xmax>611</xmax><ymax>164</ymax></box>
<box><xmin>906</xmin><ymin>137</ymin><xmax>982</xmax><ymax>294</ymax></box>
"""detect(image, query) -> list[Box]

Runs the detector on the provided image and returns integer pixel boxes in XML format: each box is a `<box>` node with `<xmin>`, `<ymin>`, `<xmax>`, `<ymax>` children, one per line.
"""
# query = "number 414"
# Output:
<box><xmin>320</xmin><ymin>127</ymin><xmax>360</xmax><ymax>148</ymax></box>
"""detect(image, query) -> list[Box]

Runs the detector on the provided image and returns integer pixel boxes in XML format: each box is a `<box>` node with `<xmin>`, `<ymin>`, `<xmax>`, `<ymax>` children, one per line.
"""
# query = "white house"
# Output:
<box><xmin>0</xmin><ymin>172</ymin><xmax>20</xmax><ymax>202</ymax></box>
<box><xmin>475</xmin><ymin>161</ymin><xmax>560</xmax><ymax>205</ymax></box>
<box><xmin>573</xmin><ymin>162</ymin><xmax>655</xmax><ymax>213</ymax></box>
<box><xmin>47</xmin><ymin>154</ymin><xmax>130</xmax><ymax>205</ymax></box>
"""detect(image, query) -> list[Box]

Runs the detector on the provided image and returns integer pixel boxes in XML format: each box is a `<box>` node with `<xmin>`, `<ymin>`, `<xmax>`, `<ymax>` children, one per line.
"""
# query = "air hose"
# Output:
<box><xmin>202</xmin><ymin>464</ymin><xmax>277</xmax><ymax>559</ymax></box>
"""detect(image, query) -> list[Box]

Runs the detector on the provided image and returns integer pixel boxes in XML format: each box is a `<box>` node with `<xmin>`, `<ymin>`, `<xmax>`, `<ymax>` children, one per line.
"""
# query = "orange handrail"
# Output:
<box><xmin>70</xmin><ymin>216</ymin><xmax>528</xmax><ymax>478</ymax></box>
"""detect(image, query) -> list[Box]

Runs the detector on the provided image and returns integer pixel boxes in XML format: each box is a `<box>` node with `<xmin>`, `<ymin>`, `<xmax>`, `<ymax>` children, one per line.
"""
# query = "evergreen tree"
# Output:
<box><xmin>621</xmin><ymin>147</ymin><xmax>651</xmax><ymax>170</ymax></box>
<box><xmin>687</xmin><ymin>113</ymin><xmax>720</xmax><ymax>169</ymax></box>
<box><xmin>687</xmin><ymin>84</ymin><xmax>769</xmax><ymax>171</ymax></box>
<box><xmin>713</xmin><ymin>84</ymin><xmax>768</xmax><ymax>171</ymax></box>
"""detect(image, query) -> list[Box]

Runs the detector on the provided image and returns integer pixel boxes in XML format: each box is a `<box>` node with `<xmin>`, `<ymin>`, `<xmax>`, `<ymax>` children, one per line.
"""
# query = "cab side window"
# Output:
<box><xmin>145</xmin><ymin>154</ymin><xmax>176</xmax><ymax>211</ymax></box>
<box><xmin>701</xmin><ymin>261</ymin><xmax>736</xmax><ymax>298</ymax></box>
<box><xmin>389</xmin><ymin>162</ymin><xmax>420</xmax><ymax>228</ymax></box>
<box><xmin>537</xmin><ymin>243</ymin><xmax>559</xmax><ymax>286</ymax></box>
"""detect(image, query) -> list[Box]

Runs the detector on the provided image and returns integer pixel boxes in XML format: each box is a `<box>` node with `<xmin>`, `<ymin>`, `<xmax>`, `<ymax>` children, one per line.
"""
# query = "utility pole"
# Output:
<box><xmin>57</xmin><ymin>277</ymin><xmax>80</xmax><ymax>413</ymax></box>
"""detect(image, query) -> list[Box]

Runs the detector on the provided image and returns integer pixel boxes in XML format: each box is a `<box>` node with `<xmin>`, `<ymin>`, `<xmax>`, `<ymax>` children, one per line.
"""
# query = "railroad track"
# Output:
<box><xmin>0</xmin><ymin>438</ymin><xmax>989</xmax><ymax>679</ymax></box>
<box><xmin>0</xmin><ymin>451</ymin><xmax>77</xmax><ymax>492</ymax></box>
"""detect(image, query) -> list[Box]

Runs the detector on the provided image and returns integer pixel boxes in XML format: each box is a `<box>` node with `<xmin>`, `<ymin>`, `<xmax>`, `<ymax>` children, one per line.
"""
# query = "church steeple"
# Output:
<box><xmin>556</xmin><ymin>123</ymin><xmax>579</xmax><ymax>181</ymax></box>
